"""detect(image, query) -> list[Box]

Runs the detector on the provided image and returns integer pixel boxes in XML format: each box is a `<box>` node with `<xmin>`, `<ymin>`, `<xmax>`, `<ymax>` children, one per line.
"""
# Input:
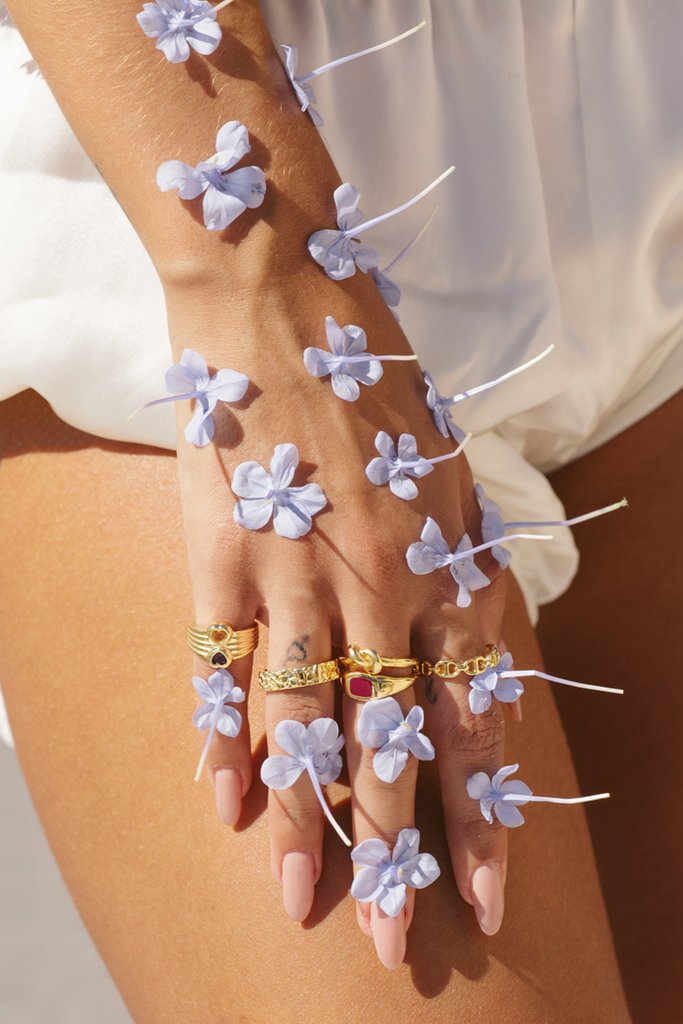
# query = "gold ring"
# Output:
<box><xmin>187</xmin><ymin>621</ymin><xmax>259</xmax><ymax>669</ymax></box>
<box><xmin>419</xmin><ymin>644</ymin><xmax>501</xmax><ymax>679</ymax></box>
<box><xmin>342</xmin><ymin>645</ymin><xmax>419</xmax><ymax>675</ymax></box>
<box><xmin>340</xmin><ymin>672</ymin><xmax>418</xmax><ymax>701</ymax></box>
<box><xmin>258</xmin><ymin>660</ymin><xmax>340</xmax><ymax>693</ymax></box>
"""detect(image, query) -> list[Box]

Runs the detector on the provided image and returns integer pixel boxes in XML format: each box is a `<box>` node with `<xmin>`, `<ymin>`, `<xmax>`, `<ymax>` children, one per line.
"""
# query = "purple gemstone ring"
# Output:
<box><xmin>187</xmin><ymin>621</ymin><xmax>259</xmax><ymax>668</ymax></box>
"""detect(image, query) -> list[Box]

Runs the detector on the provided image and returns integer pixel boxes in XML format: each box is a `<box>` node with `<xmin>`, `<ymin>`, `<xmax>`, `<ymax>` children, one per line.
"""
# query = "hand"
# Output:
<box><xmin>168</xmin><ymin>275</ymin><xmax>510</xmax><ymax>969</ymax></box>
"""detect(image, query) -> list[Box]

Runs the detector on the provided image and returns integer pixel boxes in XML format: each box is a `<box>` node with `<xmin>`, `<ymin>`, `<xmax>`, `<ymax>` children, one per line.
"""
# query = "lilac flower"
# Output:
<box><xmin>192</xmin><ymin>669</ymin><xmax>246</xmax><ymax>781</ymax></box>
<box><xmin>467</xmin><ymin>763</ymin><xmax>610</xmax><ymax>828</ymax></box>
<box><xmin>280</xmin><ymin>46</ymin><xmax>323</xmax><ymax>126</ymax></box>
<box><xmin>475</xmin><ymin>483</ymin><xmax>629</xmax><ymax>571</ymax></box>
<box><xmin>308</xmin><ymin>167</ymin><xmax>454</xmax><ymax>281</ymax></box>
<box><xmin>468</xmin><ymin>652</ymin><xmax>524</xmax><ymax>715</ymax></box>
<box><xmin>157</xmin><ymin>120</ymin><xmax>266</xmax><ymax>231</ymax></box>
<box><xmin>232</xmin><ymin>443</ymin><xmax>327</xmax><ymax>539</ymax></box>
<box><xmin>370</xmin><ymin>206</ymin><xmax>438</xmax><ymax>319</ymax></box>
<box><xmin>281</xmin><ymin>20</ymin><xmax>424</xmax><ymax>128</ymax></box>
<box><xmin>357</xmin><ymin>697</ymin><xmax>435</xmax><ymax>783</ymax></box>
<box><xmin>350</xmin><ymin>828</ymin><xmax>440</xmax><ymax>917</ymax></box>
<box><xmin>261</xmin><ymin>718</ymin><xmax>351</xmax><ymax>845</ymax></box>
<box><xmin>424</xmin><ymin>345</ymin><xmax>554</xmax><ymax>441</ymax></box>
<box><xmin>405</xmin><ymin>517</ymin><xmax>552</xmax><ymax>608</ymax></box>
<box><xmin>303</xmin><ymin>316</ymin><xmax>416</xmax><ymax>401</ymax></box>
<box><xmin>366</xmin><ymin>431</ymin><xmax>470</xmax><ymax>501</ymax></box>
<box><xmin>128</xmin><ymin>347</ymin><xmax>248</xmax><ymax>447</ymax></box>
<box><xmin>136</xmin><ymin>0</ymin><xmax>230</xmax><ymax>63</ymax></box>
<box><xmin>474</xmin><ymin>483</ymin><xmax>510</xmax><ymax>569</ymax></box>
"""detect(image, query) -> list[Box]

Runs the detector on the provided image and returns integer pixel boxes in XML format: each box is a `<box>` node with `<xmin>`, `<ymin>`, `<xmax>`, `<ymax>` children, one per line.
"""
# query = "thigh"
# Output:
<box><xmin>0</xmin><ymin>390</ymin><xmax>630</xmax><ymax>1024</ymax></box>
<box><xmin>538</xmin><ymin>388</ymin><xmax>683</xmax><ymax>1024</ymax></box>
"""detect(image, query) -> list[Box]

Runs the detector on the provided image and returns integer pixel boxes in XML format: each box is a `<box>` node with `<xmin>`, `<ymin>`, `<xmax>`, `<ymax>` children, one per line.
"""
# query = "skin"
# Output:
<box><xmin>0</xmin><ymin>389</ymin><xmax>631</xmax><ymax>1023</ymax></box>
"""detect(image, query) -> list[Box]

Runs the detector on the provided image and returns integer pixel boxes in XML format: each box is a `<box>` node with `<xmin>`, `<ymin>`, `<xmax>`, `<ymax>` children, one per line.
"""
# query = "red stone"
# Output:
<box><xmin>349</xmin><ymin>676</ymin><xmax>373</xmax><ymax>698</ymax></box>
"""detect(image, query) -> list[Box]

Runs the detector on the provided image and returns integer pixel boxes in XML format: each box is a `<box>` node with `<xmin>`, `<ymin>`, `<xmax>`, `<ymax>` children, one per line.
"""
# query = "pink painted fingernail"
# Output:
<box><xmin>214</xmin><ymin>768</ymin><xmax>242</xmax><ymax>826</ymax></box>
<box><xmin>471</xmin><ymin>861</ymin><xmax>505</xmax><ymax>936</ymax></box>
<box><xmin>282</xmin><ymin>852</ymin><xmax>315</xmax><ymax>922</ymax></box>
<box><xmin>370</xmin><ymin>901</ymin><xmax>406</xmax><ymax>969</ymax></box>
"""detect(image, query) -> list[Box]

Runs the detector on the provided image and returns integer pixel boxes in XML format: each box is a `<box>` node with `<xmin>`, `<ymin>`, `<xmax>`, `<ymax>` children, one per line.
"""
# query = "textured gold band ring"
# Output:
<box><xmin>187</xmin><ymin>622</ymin><xmax>259</xmax><ymax>669</ymax></box>
<box><xmin>258</xmin><ymin>660</ymin><xmax>340</xmax><ymax>693</ymax></box>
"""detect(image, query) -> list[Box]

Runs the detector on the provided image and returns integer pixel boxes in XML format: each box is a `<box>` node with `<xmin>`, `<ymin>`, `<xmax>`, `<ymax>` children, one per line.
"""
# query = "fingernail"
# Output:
<box><xmin>370</xmin><ymin>901</ymin><xmax>406</xmax><ymax>969</ymax></box>
<box><xmin>282</xmin><ymin>852</ymin><xmax>316</xmax><ymax>922</ymax></box>
<box><xmin>214</xmin><ymin>768</ymin><xmax>242</xmax><ymax>827</ymax></box>
<box><xmin>471</xmin><ymin>861</ymin><xmax>505</xmax><ymax>936</ymax></box>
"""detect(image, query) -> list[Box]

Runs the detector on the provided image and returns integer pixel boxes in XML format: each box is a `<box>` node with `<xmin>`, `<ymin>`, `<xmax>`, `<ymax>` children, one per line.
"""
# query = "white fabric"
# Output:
<box><xmin>1</xmin><ymin>1</ymin><xmax>683</xmax><ymax>746</ymax></box>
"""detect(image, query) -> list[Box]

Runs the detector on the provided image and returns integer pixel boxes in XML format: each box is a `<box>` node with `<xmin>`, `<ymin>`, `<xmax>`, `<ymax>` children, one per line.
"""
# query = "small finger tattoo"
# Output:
<box><xmin>285</xmin><ymin>634</ymin><xmax>310</xmax><ymax>663</ymax></box>
<box><xmin>424</xmin><ymin>678</ymin><xmax>438</xmax><ymax>704</ymax></box>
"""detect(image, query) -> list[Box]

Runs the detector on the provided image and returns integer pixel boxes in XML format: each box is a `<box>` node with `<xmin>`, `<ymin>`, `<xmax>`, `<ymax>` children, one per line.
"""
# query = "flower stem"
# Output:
<box><xmin>499</xmin><ymin>792</ymin><xmax>611</xmax><ymax>805</ymax></box>
<box><xmin>451</xmin><ymin>532</ymin><xmax>553</xmax><ymax>562</ymax></box>
<box><xmin>213</xmin><ymin>0</ymin><xmax>235</xmax><ymax>11</ymax></box>
<box><xmin>127</xmin><ymin>390</ymin><xmax>199</xmax><ymax>422</ymax></box>
<box><xmin>306</xmin><ymin>765</ymin><xmax>352</xmax><ymax>847</ymax></box>
<box><xmin>449</xmin><ymin>345</ymin><xmax>554</xmax><ymax>404</ymax></box>
<box><xmin>382</xmin><ymin>206</ymin><xmax>438</xmax><ymax>274</ymax></box>
<box><xmin>504</xmin><ymin>497</ymin><xmax>628</xmax><ymax>530</ymax></box>
<box><xmin>299</xmin><ymin>19</ymin><xmax>426</xmax><ymax>83</ymax></box>
<box><xmin>501</xmin><ymin>669</ymin><xmax>624</xmax><ymax>695</ymax></box>
<box><xmin>341</xmin><ymin>353</ymin><xmax>418</xmax><ymax>364</ymax></box>
<box><xmin>399</xmin><ymin>433</ymin><xmax>472</xmax><ymax>470</ymax></box>
<box><xmin>194</xmin><ymin>701</ymin><xmax>224</xmax><ymax>783</ymax></box>
<box><xmin>347</xmin><ymin>166</ymin><xmax>455</xmax><ymax>237</ymax></box>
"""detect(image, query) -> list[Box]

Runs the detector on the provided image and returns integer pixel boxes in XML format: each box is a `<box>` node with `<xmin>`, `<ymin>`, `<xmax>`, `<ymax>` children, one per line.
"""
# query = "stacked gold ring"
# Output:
<box><xmin>187</xmin><ymin>621</ymin><xmax>259</xmax><ymax>669</ymax></box>
<box><xmin>259</xmin><ymin>660</ymin><xmax>340</xmax><ymax>692</ymax></box>
<box><xmin>340</xmin><ymin>646</ymin><xmax>420</xmax><ymax>702</ymax></box>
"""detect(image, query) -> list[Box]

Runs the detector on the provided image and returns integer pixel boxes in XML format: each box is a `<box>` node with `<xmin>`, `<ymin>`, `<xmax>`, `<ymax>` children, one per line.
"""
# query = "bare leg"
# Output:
<box><xmin>538</xmin><ymin>389</ymin><xmax>683</xmax><ymax>1024</ymax></box>
<box><xmin>0</xmin><ymin>390</ymin><xmax>629</xmax><ymax>1024</ymax></box>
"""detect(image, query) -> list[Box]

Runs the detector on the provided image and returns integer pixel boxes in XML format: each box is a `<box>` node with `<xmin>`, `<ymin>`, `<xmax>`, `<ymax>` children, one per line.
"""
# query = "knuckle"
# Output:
<box><xmin>266</xmin><ymin>693</ymin><xmax>331</xmax><ymax>731</ymax></box>
<box><xmin>461</xmin><ymin>811</ymin><xmax>507</xmax><ymax>844</ymax></box>
<box><xmin>445</xmin><ymin>704</ymin><xmax>505</xmax><ymax>765</ymax></box>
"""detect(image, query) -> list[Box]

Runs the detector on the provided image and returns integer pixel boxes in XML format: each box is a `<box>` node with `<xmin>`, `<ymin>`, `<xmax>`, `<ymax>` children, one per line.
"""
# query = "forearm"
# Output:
<box><xmin>6</xmin><ymin>0</ymin><xmax>395</xmax><ymax>335</ymax></box>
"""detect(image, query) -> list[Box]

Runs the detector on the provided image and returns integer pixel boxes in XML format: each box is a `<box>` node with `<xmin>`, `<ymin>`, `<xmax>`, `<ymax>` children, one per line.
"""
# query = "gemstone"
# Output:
<box><xmin>211</xmin><ymin>651</ymin><xmax>228</xmax><ymax>667</ymax></box>
<box><xmin>209</xmin><ymin>628</ymin><xmax>228</xmax><ymax>643</ymax></box>
<box><xmin>349</xmin><ymin>676</ymin><xmax>373</xmax><ymax>698</ymax></box>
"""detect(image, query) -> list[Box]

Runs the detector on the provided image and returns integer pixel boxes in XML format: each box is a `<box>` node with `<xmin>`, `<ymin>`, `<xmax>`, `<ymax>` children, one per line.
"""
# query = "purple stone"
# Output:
<box><xmin>349</xmin><ymin>676</ymin><xmax>373</xmax><ymax>699</ymax></box>
<box><xmin>211</xmin><ymin>651</ymin><xmax>228</xmax><ymax>667</ymax></box>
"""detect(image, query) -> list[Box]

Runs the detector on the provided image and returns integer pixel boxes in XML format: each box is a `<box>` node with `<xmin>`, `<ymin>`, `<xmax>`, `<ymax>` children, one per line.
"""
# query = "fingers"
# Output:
<box><xmin>190</xmin><ymin>606</ymin><xmax>258</xmax><ymax>828</ymax></box>
<box><xmin>419</xmin><ymin>604</ymin><xmax>508</xmax><ymax>936</ymax></box>
<box><xmin>263</xmin><ymin>611</ymin><xmax>336</xmax><ymax>923</ymax></box>
<box><xmin>343</xmin><ymin>613</ymin><xmax>416</xmax><ymax>969</ymax></box>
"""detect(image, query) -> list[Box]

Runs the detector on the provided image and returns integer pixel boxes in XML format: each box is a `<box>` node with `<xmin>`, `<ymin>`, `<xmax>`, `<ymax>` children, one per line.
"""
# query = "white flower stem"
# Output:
<box><xmin>347</xmin><ymin>166</ymin><xmax>455</xmax><ymax>237</ymax></box>
<box><xmin>194</xmin><ymin>701</ymin><xmax>224</xmax><ymax>783</ymax></box>
<box><xmin>499</xmin><ymin>792</ymin><xmax>611</xmax><ymax>805</ymax></box>
<box><xmin>451</xmin><ymin>532</ymin><xmax>553</xmax><ymax>562</ymax></box>
<box><xmin>400</xmin><ymin>433</ymin><xmax>472</xmax><ymax>470</ymax></box>
<box><xmin>213</xmin><ymin>0</ymin><xmax>235</xmax><ymax>11</ymax></box>
<box><xmin>501</xmin><ymin>669</ymin><xmax>624</xmax><ymax>695</ymax></box>
<box><xmin>306</xmin><ymin>765</ymin><xmax>352</xmax><ymax>847</ymax></box>
<box><xmin>341</xmin><ymin>353</ymin><xmax>418</xmax><ymax>363</ymax></box>
<box><xmin>126</xmin><ymin>391</ymin><xmax>199</xmax><ymax>422</ymax></box>
<box><xmin>382</xmin><ymin>206</ymin><xmax>438</xmax><ymax>274</ymax></box>
<box><xmin>300</xmin><ymin>19</ymin><xmax>426</xmax><ymax>83</ymax></box>
<box><xmin>504</xmin><ymin>498</ymin><xmax>629</xmax><ymax>530</ymax></box>
<box><xmin>449</xmin><ymin>345</ymin><xmax>555</xmax><ymax>405</ymax></box>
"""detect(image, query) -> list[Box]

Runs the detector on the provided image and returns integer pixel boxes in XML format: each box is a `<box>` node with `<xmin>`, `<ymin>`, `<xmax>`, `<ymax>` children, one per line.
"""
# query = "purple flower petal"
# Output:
<box><xmin>373</xmin><ymin>745</ymin><xmax>409</xmax><ymax>784</ymax></box>
<box><xmin>156</xmin><ymin>160</ymin><xmax>206</xmax><ymax>199</ymax></box>
<box><xmin>350</xmin><ymin>867</ymin><xmax>384</xmax><ymax>903</ymax></box>
<box><xmin>260</xmin><ymin>754</ymin><xmax>305</xmax><ymax>790</ymax></box>
<box><xmin>270</xmin><ymin>442</ymin><xmax>299</xmax><ymax>490</ymax></box>
<box><xmin>184</xmin><ymin>398</ymin><xmax>215</xmax><ymax>447</ymax></box>
<box><xmin>222</xmin><ymin>165</ymin><xmax>267</xmax><ymax>209</ymax></box>
<box><xmin>233</xmin><ymin>497</ymin><xmax>274</xmax><ymax>531</ymax></box>
<box><xmin>378</xmin><ymin>882</ymin><xmax>407</xmax><ymax>917</ymax></box>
